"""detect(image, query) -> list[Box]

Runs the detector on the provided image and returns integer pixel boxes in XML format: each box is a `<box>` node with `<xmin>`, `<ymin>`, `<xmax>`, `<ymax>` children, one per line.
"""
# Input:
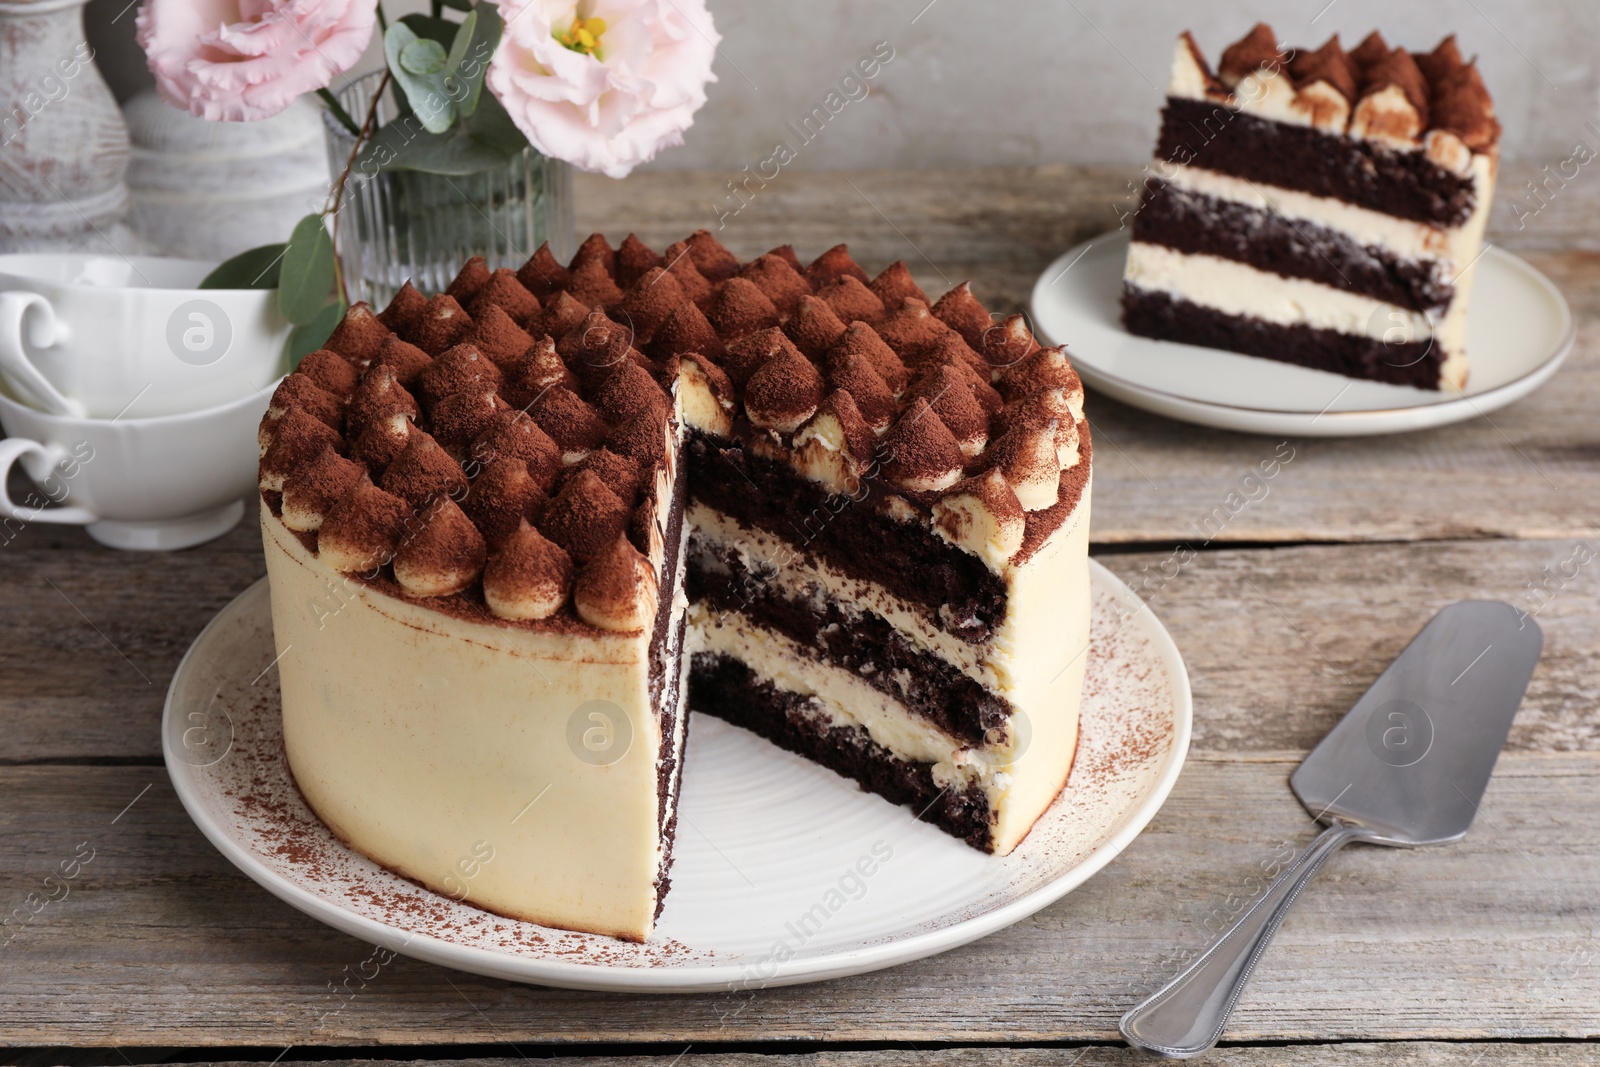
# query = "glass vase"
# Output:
<box><xmin>322</xmin><ymin>71</ymin><xmax>575</xmax><ymax>308</ymax></box>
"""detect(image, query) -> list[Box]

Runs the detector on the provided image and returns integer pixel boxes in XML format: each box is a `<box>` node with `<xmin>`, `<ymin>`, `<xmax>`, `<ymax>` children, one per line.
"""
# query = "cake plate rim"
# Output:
<box><xmin>162</xmin><ymin>561</ymin><xmax>1192</xmax><ymax>993</ymax></box>
<box><xmin>1030</xmin><ymin>230</ymin><xmax>1574</xmax><ymax>438</ymax></box>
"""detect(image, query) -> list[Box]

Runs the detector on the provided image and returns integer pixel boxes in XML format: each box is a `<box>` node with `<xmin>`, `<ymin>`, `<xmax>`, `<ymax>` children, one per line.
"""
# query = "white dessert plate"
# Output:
<box><xmin>163</xmin><ymin>562</ymin><xmax>1191</xmax><ymax>992</ymax></box>
<box><xmin>1030</xmin><ymin>230</ymin><xmax>1574</xmax><ymax>437</ymax></box>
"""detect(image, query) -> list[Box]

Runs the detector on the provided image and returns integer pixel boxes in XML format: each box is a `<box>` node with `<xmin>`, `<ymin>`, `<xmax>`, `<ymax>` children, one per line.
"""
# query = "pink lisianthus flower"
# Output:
<box><xmin>136</xmin><ymin>0</ymin><xmax>378</xmax><ymax>122</ymax></box>
<box><xmin>484</xmin><ymin>0</ymin><xmax>719</xmax><ymax>179</ymax></box>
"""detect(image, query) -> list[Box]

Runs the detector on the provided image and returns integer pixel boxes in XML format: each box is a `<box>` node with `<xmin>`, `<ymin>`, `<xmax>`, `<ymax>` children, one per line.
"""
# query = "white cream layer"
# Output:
<box><xmin>1434</xmin><ymin>152</ymin><xmax>1496</xmax><ymax>389</ymax></box>
<box><xmin>1125</xmin><ymin>239</ymin><xmax>1477</xmax><ymax>389</ymax></box>
<box><xmin>1126</xmin><ymin>241</ymin><xmax>1433</xmax><ymax>341</ymax></box>
<box><xmin>690</xmin><ymin>603</ymin><xmax>996</xmax><ymax>792</ymax></box>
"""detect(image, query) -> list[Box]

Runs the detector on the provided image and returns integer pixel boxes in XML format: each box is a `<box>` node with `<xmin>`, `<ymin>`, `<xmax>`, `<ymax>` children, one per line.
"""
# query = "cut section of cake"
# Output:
<box><xmin>257</xmin><ymin>233</ymin><xmax>1092</xmax><ymax>941</ymax></box>
<box><xmin>1122</xmin><ymin>24</ymin><xmax>1500</xmax><ymax>389</ymax></box>
<box><xmin>682</xmin><ymin>305</ymin><xmax>1091</xmax><ymax>855</ymax></box>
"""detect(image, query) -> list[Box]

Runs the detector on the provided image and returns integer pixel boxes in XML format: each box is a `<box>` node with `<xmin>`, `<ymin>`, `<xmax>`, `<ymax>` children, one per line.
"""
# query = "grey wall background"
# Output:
<box><xmin>88</xmin><ymin>0</ymin><xmax>1600</xmax><ymax>169</ymax></box>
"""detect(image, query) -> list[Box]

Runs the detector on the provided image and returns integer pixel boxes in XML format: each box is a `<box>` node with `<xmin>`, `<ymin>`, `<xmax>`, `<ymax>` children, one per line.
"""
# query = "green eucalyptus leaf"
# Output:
<box><xmin>284</xmin><ymin>298</ymin><xmax>349</xmax><ymax>369</ymax></box>
<box><xmin>441</xmin><ymin>11</ymin><xmax>480</xmax><ymax>119</ymax></box>
<box><xmin>386</xmin><ymin>22</ymin><xmax>456</xmax><ymax>133</ymax></box>
<box><xmin>278</xmin><ymin>214</ymin><xmax>336</xmax><ymax>325</ymax></box>
<box><xmin>399</xmin><ymin>37</ymin><xmax>448</xmax><ymax>76</ymax></box>
<box><xmin>404</xmin><ymin>78</ymin><xmax>456</xmax><ymax>133</ymax></box>
<box><xmin>445</xmin><ymin>9</ymin><xmax>477</xmax><ymax>69</ymax></box>
<box><xmin>465</xmin><ymin>91</ymin><xmax>530</xmax><ymax>155</ymax></box>
<box><xmin>438</xmin><ymin>0</ymin><xmax>472</xmax><ymax>10</ymax></box>
<box><xmin>393</xmin><ymin>15</ymin><xmax>453</xmax><ymax>123</ymax></box>
<box><xmin>450</xmin><ymin>5</ymin><xmax>501</xmax><ymax>118</ymax></box>
<box><xmin>384</xmin><ymin>22</ymin><xmax>419</xmax><ymax>72</ymax></box>
<box><xmin>353</xmin><ymin>91</ymin><xmax>527</xmax><ymax>177</ymax></box>
<box><xmin>199</xmin><ymin>243</ymin><xmax>285</xmax><ymax>289</ymax></box>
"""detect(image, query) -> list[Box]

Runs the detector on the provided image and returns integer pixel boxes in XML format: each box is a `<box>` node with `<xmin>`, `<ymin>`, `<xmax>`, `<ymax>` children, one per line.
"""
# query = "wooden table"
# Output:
<box><xmin>4</xmin><ymin>167</ymin><xmax>1598</xmax><ymax>1065</ymax></box>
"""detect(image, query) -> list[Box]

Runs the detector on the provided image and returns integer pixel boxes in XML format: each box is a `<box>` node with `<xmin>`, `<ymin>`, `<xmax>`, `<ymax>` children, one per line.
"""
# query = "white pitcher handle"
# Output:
<box><xmin>0</xmin><ymin>292</ymin><xmax>83</xmax><ymax>417</ymax></box>
<box><xmin>0</xmin><ymin>437</ymin><xmax>98</xmax><ymax>527</ymax></box>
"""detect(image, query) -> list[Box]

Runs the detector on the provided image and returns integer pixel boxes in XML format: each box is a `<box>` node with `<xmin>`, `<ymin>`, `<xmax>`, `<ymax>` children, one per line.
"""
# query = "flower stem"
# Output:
<box><xmin>316</xmin><ymin>88</ymin><xmax>362</xmax><ymax>137</ymax></box>
<box><xmin>324</xmin><ymin>70</ymin><xmax>392</xmax><ymax>306</ymax></box>
<box><xmin>375</xmin><ymin>1</ymin><xmax>388</xmax><ymax>33</ymax></box>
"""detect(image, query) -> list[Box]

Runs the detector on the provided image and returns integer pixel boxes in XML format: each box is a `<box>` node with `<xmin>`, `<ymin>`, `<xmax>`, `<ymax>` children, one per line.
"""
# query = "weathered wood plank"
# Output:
<box><xmin>108</xmin><ymin>1048</ymin><xmax>1600</xmax><ymax>1067</ymax></box>
<box><xmin>1</xmin><ymin>756</ymin><xmax>1595</xmax><ymax>1046</ymax></box>
<box><xmin>577</xmin><ymin>167</ymin><xmax>1136</xmax><ymax>300</ymax></box>
<box><xmin>1084</xmin><ymin>307</ymin><xmax>1600</xmax><ymax>546</ymax></box>
<box><xmin>0</xmin><ymin>519</ymin><xmax>266</xmax><ymax>763</ymax></box>
<box><xmin>5</xmin><ymin>533</ymin><xmax>1596</xmax><ymax>762</ymax></box>
<box><xmin>1084</xmin><ymin>311</ymin><xmax>1600</xmax><ymax>546</ymax></box>
<box><xmin>1094</xmin><ymin>538</ymin><xmax>1600</xmax><ymax>755</ymax></box>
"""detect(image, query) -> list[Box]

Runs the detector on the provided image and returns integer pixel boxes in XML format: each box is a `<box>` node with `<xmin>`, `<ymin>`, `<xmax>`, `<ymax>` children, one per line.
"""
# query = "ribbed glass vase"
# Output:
<box><xmin>322</xmin><ymin>72</ymin><xmax>575</xmax><ymax>308</ymax></box>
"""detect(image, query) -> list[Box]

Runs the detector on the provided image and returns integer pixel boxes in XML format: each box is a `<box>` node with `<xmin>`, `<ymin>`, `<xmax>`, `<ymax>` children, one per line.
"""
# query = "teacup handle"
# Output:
<box><xmin>0</xmin><ymin>292</ymin><xmax>84</xmax><ymax>418</ymax></box>
<box><xmin>0</xmin><ymin>438</ymin><xmax>97</xmax><ymax>526</ymax></box>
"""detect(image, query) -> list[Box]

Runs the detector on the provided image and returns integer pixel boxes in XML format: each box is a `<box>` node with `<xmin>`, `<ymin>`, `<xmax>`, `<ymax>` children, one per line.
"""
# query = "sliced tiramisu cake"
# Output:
<box><xmin>1123</xmin><ymin>24</ymin><xmax>1500</xmax><ymax>389</ymax></box>
<box><xmin>257</xmin><ymin>231</ymin><xmax>1091</xmax><ymax>940</ymax></box>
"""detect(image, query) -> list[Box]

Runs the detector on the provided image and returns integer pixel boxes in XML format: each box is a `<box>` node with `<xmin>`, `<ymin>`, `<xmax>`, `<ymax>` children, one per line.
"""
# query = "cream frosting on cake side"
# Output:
<box><xmin>264</xmin><ymin>507</ymin><xmax>689</xmax><ymax>940</ymax></box>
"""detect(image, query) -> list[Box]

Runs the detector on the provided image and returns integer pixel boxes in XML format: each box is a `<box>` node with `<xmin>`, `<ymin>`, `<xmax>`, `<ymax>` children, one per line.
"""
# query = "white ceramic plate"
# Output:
<box><xmin>1030</xmin><ymin>231</ymin><xmax>1574</xmax><ymax>437</ymax></box>
<box><xmin>163</xmin><ymin>562</ymin><xmax>1190</xmax><ymax>992</ymax></box>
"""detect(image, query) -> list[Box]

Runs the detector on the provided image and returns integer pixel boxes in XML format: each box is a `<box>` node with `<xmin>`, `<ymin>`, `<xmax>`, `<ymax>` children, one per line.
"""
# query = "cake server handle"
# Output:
<box><xmin>1119</xmin><ymin>822</ymin><xmax>1369</xmax><ymax>1058</ymax></box>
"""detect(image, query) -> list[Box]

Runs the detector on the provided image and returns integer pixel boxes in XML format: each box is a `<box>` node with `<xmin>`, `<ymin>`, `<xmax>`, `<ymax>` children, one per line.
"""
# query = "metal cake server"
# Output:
<box><xmin>1120</xmin><ymin>600</ymin><xmax>1543</xmax><ymax>1058</ymax></box>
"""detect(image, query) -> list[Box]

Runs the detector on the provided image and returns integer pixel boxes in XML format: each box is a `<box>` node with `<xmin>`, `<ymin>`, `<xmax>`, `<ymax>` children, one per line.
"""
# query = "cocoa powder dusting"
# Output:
<box><xmin>468</xmin><ymin>268</ymin><xmax>540</xmax><ymax>327</ymax></box>
<box><xmin>540</xmin><ymin>468</ymin><xmax>630</xmax><ymax>564</ymax></box>
<box><xmin>869</xmin><ymin>260</ymin><xmax>929</xmax><ymax>310</ymax></box>
<box><xmin>407</xmin><ymin>294</ymin><xmax>475</xmax><ymax>356</ymax></box>
<box><xmin>804</xmin><ymin>243</ymin><xmax>871</xmax><ymax>289</ymax></box>
<box><xmin>296</xmin><ymin>349</ymin><xmax>360</xmax><ymax>398</ymax></box>
<box><xmin>465</xmin><ymin>303</ymin><xmax>535</xmax><ymax>367</ymax></box>
<box><xmin>517</xmin><ymin>242</ymin><xmax>572</xmax><ymax>298</ymax></box>
<box><xmin>376</xmin><ymin>284</ymin><xmax>426</xmax><ymax>333</ymax></box>
<box><xmin>371</xmin><ymin>336</ymin><xmax>436</xmax><ymax>388</ymax></box>
<box><xmin>444</xmin><ymin>256</ymin><xmax>492</xmax><ymax>304</ymax></box>
<box><xmin>706</xmin><ymin>277</ymin><xmax>779</xmax><ymax>341</ymax></box>
<box><xmin>817</xmin><ymin>274</ymin><xmax>886</xmax><ymax>325</ymax></box>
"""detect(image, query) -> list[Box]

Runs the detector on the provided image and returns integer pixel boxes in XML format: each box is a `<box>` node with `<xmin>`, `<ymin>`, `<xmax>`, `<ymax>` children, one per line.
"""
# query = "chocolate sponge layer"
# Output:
<box><xmin>1121</xmin><ymin>284</ymin><xmax>1444</xmax><ymax>389</ymax></box>
<box><xmin>689</xmin><ymin>652</ymin><xmax>996</xmax><ymax>851</ymax></box>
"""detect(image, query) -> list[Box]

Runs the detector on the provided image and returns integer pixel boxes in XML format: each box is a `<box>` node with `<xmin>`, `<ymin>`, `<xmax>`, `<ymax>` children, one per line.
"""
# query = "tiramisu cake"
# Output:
<box><xmin>257</xmin><ymin>231</ymin><xmax>1092</xmax><ymax>940</ymax></box>
<box><xmin>1122</xmin><ymin>25</ymin><xmax>1500</xmax><ymax>389</ymax></box>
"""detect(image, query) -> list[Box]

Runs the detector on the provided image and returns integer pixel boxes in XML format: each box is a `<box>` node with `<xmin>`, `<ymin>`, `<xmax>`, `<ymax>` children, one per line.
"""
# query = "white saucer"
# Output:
<box><xmin>1029</xmin><ymin>231</ymin><xmax>1574</xmax><ymax>437</ymax></box>
<box><xmin>162</xmin><ymin>563</ymin><xmax>1191</xmax><ymax>992</ymax></box>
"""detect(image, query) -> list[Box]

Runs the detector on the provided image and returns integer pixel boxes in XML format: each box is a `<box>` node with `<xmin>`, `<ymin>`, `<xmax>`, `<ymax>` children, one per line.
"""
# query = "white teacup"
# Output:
<box><xmin>0</xmin><ymin>253</ymin><xmax>292</xmax><ymax>419</ymax></box>
<box><xmin>0</xmin><ymin>379</ymin><xmax>276</xmax><ymax>550</ymax></box>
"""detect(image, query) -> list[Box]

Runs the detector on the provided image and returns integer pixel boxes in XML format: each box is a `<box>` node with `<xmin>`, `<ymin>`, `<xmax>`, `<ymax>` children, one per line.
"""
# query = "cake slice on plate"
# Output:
<box><xmin>258</xmin><ymin>234</ymin><xmax>1092</xmax><ymax>941</ymax></box>
<box><xmin>1122</xmin><ymin>24</ymin><xmax>1500</xmax><ymax>389</ymax></box>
